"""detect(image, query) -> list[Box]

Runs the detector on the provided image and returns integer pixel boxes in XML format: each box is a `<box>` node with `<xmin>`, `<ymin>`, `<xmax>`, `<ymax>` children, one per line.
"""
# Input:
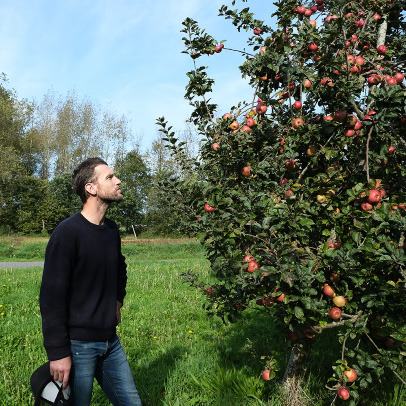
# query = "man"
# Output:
<box><xmin>40</xmin><ymin>157</ymin><xmax>142</xmax><ymax>406</ymax></box>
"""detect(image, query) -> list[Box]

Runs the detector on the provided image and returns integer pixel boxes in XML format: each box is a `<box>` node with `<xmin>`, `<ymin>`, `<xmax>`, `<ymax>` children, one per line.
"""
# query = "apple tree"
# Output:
<box><xmin>158</xmin><ymin>0</ymin><xmax>406</xmax><ymax>403</ymax></box>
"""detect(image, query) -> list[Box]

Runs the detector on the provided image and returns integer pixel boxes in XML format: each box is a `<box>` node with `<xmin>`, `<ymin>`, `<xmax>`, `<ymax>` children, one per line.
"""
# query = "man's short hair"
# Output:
<box><xmin>72</xmin><ymin>157</ymin><xmax>108</xmax><ymax>203</ymax></box>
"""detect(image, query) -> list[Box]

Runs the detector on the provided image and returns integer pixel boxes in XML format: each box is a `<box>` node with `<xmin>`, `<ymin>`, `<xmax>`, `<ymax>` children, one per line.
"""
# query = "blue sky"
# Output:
<box><xmin>0</xmin><ymin>0</ymin><xmax>276</xmax><ymax>152</ymax></box>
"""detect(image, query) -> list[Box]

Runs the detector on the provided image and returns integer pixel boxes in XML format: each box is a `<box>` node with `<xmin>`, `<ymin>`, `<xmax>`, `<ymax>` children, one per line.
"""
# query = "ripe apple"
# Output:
<box><xmin>394</xmin><ymin>72</ymin><xmax>404</xmax><ymax>83</ymax></box>
<box><xmin>343</xmin><ymin>368</ymin><xmax>357</xmax><ymax>383</ymax></box>
<box><xmin>292</xmin><ymin>118</ymin><xmax>304</xmax><ymax>128</ymax></box>
<box><xmin>334</xmin><ymin>110</ymin><xmax>347</xmax><ymax>122</ymax></box>
<box><xmin>285</xmin><ymin>159</ymin><xmax>295</xmax><ymax>171</ymax></box>
<box><xmin>241</xmin><ymin>125</ymin><xmax>252</xmax><ymax>133</ymax></box>
<box><xmin>204</xmin><ymin>203</ymin><xmax>215</xmax><ymax>212</ymax></box>
<box><xmin>215</xmin><ymin>45</ymin><xmax>223</xmax><ymax>53</ymax></box>
<box><xmin>280</xmin><ymin>178</ymin><xmax>288</xmax><ymax>185</ymax></box>
<box><xmin>212</xmin><ymin>142</ymin><xmax>220</xmax><ymax>151</ymax></box>
<box><xmin>388</xmin><ymin>145</ymin><xmax>395</xmax><ymax>154</ymax></box>
<box><xmin>323</xmin><ymin>284</ymin><xmax>335</xmax><ymax>297</ymax></box>
<box><xmin>247</xmin><ymin>260</ymin><xmax>259</xmax><ymax>273</ymax></box>
<box><xmin>259</xmin><ymin>46</ymin><xmax>266</xmax><ymax>54</ymax></box>
<box><xmin>372</xmin><ymin>14</ymin><xmax>382</xmax><ymax>22</ymax></box>
<box><xmin>344</xmin><ymin>128</ymin><xmax>355</xmax><ymax>137</ymax></box>
<box><xmin>223</xmin><ymin>113</ymin><xmax>232</xmax><ymax>119</ymax></box>
<box><xmin>206</xmin><ymin>287</ymin><xmax>213</xmax><ymax>295</ymax></box>
<box><xmin>337</xmin><ymin>387</ymin><xmax>350</xmax><ymax>400</ymax></box>
<box><xmin>330</xmin><ymin>272</ymin><xmax>340</xmax><ymax>283</ymax></box>
<box><xmin>304</xmin><ymin>78</ymin><xmax>312</xmax><ymax>88</ymax></box>
<box><xmin>304</xmin><ymin>9</ymin><xmax>312</xmax><ymax>17</ymax></box>
<box><xmin>304</xmin><ymin>328</ymin><xmax>316</xmax><ymax>339</ymax></box>
<box><xmin>254</xmin><ymin>27</ymin><xmax>262</xmax><ymax>35</ymax></box>
<box><xmin>246</xmin><ymin>118</ymin><xmax>256</xmax><ymax>128</ymax></box>
<box><xmin>288</xmin><ymin>332</ymin><xmax>299</xmax><ymax>342</ymax></box>
<box><xmin>368</xmin><ymin>189</ymin><xmax>381</xmax><ymax>203</ymax></box>
<box><xmin>286</xmin><ymin>189</ymin><xmax>293</xmax><ymax>198</ymax></box>
<box><xmin>296</xmin><ymin>6</ymin><xmax>306</xmax><ymax>15</ymax></box>
<box><xmin>377</xmin><ymin>45</ymin><xmax>387</xmax><ymax>55</ymax></box>
<box><xmin>308</xmin><ymin>43</ymin><xmax>319</xmax><ymax>51</ymax></box>
<box><xmin>256</xmin><ymin>103</ymin><xmax>267</xmax><ymax>114</ymax></box>
<box><xmin>306</xmin><ymin>145</ymin><xmax>317</xmax><ymax>155</ymax></box>
<box><xmin>329</xmin><ymin>307</ymin><xmax>342</xmax><ymax>319</ymax></box>
<box><xmin>347</xmin><ymin>55</ymin><xmax>355</xmax><ymax>64</ymax></box>
<box><xmin>242</xmin><ymin>166</ymin><xmax>251</xmax><ymax>176</ymax></box>
<box><xmin>293</xmin><ymin>101</ymin><xmax>302</xmax><ymax>109</ymax></box>
<box><xmin>317</xmin><ymin>195</ymin><xmax>327</xmax><ymax>203</ymax></box>
<box><xmin>361</xmin><ymin>202</ymin><xmax>373</xmax><ymax>211</ymax></box>
<box><xmin>229</xmin><ymin>121</ymin><xmax>239</xmax><ymax>130</ymax></box>
<box><xmin>333</xmin><ymin>295</ymin><xmax>346</xmax><ymax>307</ymax></box>
<box><xmin>262</xmin><ymin>370</ymin><xmax>271</xmax><ymax>380</ymax></box>
<box><xmin>308</xmin><ymin>20</ymin><xmax>316</xmax><ymax>28</ymax></box>
<box><xmin>355</xmin><ymin>56</ymin><xmax>365</xmax><ymax>66</ymax></box>
<box><xmin>243</xmin><ymin>254</ymin><xmax>254</xmax><ymax>262</ymax></box>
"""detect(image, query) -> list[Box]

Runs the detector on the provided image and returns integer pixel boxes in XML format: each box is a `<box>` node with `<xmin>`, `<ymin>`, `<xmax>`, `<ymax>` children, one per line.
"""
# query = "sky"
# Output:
<box><xmin>0</xmin><ymin>0</ymin><xmax>277</xmax><ymax>152</ymax></box>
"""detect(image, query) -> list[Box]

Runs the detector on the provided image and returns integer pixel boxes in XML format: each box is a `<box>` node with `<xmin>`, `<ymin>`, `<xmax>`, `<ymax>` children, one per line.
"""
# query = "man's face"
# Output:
<box><xmin>92</xmin><ymin>164</ymin><xmax>123</xmax><ymax>203</ymax></box>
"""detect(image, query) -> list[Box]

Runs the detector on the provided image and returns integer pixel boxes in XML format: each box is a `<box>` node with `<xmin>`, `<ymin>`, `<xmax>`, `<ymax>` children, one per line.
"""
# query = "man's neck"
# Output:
<box><xmin>81</xmin><ymin>199</ymin><xmax>109</xmax><ymax>225</ymax></box>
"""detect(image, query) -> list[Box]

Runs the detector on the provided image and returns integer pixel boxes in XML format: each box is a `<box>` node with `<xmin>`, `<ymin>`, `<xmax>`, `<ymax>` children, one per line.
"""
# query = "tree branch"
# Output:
<box><xmin>312</xmin><ymin>311</ymin><xmax>363</xmax><ymax>334</ymax></box>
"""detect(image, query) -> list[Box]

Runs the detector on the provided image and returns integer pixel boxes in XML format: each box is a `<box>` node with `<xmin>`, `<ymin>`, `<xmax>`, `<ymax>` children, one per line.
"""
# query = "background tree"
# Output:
<box><xmin>159</xmin><ymin>0</ymin><xmax>406</xmax><ymax>403</ymax></box>
<box><xmin>108</xmin><ymin>149</ymin><xmax>151</xmax><ymax>234</ymax></box>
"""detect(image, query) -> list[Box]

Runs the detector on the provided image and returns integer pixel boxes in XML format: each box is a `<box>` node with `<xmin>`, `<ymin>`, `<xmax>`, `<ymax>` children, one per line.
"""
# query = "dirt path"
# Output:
<box><xmin>0</xmin><ymin>261</ymin><xmax>44</xmax><ymax>269</ymax></box>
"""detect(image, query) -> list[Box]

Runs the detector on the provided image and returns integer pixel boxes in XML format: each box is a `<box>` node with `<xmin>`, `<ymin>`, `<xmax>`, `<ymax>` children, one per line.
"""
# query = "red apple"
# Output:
<box><xmin>337</xmin><ymin>387</ymin><xmax>350</xmax><ymax>400</ymax></box>
<box><xmin>329</xmin><ymin>307</ymin><xmax>342</xmax><ymax>319</ymax></box>
<box><xmin>240</xmin><ymin>125</ymin><xmax>251</xmax><ymax>133</ymax></box>
<box><xmin>246</xmin><ymin>118</ymin><xmax>256</xmax><ymax>127</ymax></box>
<box><xmin>304</xmin><ymin>328</ymin><xmax>316</xmax><ymax>339</ymax></box>
<box><xmin>280</xmin><ymin>178</ymin><xmax>288</xmax><ymax>185</ymax></box>
<box><xmin>293</xmin><ymin>101</ymin><xmax>302</xmax><ymax>109</ymax></box>
<box><xmin>372</xmin><ymin>14</ymin><xmax>382</xmax><ymax>22</ymax></box>
<box><xmin>394</xmin><ymin>72</ymin><xmax>404</xmax><ymax>83</ymax></box>
<box><xmin>368</xmin><ymin>189</ymin><xmax>381</xmax><ymax>203</ymax></box>
<box><xmin>285</xmin><ymin>159</ymin><xmax>295</xmax><ymax>171</ymax></box>
<box><xmin>212</xmin><ymin>142</ymin><xmax>220</xmax><ymax>151</ymax></box>
<box><xmin>223</xmin><ymin>113</ymin><xmax>232</xmax><ymax>119</ymax></box>
<box><xmin>343</xmin><ymin>368</ymin><xmax>357</xmax><ymax>382</ymax></box>
<box><xmin>355</xmin><ymin>56</ymin><xmax>365</xmax><ymax>66</ymax></box>
<box><xmin>308</xmin><ymin>43</ymin><xmax>319</xmax><ymax>51</ymax></box>
<box><xmin>254</xmin><ymin>27</ymin><xmax>262</xmax><ymax>35</ymax></box>
<box><xmin>323</xmin><ymin>284</ymin><xmax>335</xmax><ymax>297</ymax></box>
<box><xmin>334</xmin><ymin>110</ymin><xmax>347</xmax><ymax>122</ymax></box>
<box><xmin>204</xmin><ymin>203</ymin><xmax>215</xmax><ymax>212</ymax></box>
<box><xmin>304</xmin><ymin>78</ymin><xmax>312</xmax><ymax>88</ymax></box>
<box><xmin>388</xmin><ymin>145</ymin><xmax>395</xmax><ymax>154</ymax></box>
<box><xmin>262</xmin><ymin>370</ymin><xmax>271</xmax><ymax>380</ymax></box>
<box><xmin>330</xmin><ymin>272</ymin><xmax>340</xmax><ymax>283</ymax></box>
<box><xmin>247</xmin><ymin>260</ymin><xmax>259</xmax><ymax>273</ymax></box>
<box><xmin>292</xmin><ymin>118</ymin><xmax>304</xmax><ymax>128</ymax></box>
<box><xmin>242</xmin><ymin>166</ymin><xmax>251</xmax><ymax>176</ymax></box>
<box><xmin>296</xmin><ymin>6</ymin><xmax>306</xmax><ymax>15</ymax></box>
<box><xmin>308</xmin><ymin>20</ymin><xmax>316</xmax><ymax>28</ymax></box>
<box><xmin>215</xmin><ymin>45</ymin><xmax>223</xmax><ymax>53</ymax></box>
<box><xmin>377</xmin><ymin>45</ymin><xmax>387</xmax><ymax>55</ymax></box>
<box><xmin>243</xmin><ymin>254</ymin><xmax>254</xmax><ymax>262</ymax></box>
<box><xmin>361</xmin><ymin>202</ymin><xmax>373</xmax><ymax>211</ymax></box>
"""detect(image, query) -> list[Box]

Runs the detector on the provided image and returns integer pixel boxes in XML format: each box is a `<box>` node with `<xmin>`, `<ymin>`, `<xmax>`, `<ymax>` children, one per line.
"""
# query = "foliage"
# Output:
<box><xmin>158</xmin><ymin>0</ymin><xmax>406</xmax><ymax>403</ymax></box>
<box><xmin>0</xmin><ymin>175</ymin><xmax>66</xmax><ymax>234</ymax></box>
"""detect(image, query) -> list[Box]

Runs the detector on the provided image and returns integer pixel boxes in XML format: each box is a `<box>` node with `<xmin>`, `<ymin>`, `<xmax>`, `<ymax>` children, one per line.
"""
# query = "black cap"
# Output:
<box><xmin>30</xmin><ymin>362</ymin><xmax>72</xmax><ymax>405</ymax></box>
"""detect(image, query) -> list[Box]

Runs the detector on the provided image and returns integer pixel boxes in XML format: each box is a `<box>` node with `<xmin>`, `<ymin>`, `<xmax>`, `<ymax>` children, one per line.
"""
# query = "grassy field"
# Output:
<box><xmin>0</xmin><ymin>238</ymin><xmax>404</xmax><ymax>405</ymax></box>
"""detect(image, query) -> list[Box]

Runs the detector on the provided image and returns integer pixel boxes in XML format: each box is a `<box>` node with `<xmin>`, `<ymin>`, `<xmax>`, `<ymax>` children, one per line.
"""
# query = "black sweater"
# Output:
<box><xmin>40</xmin><ymin>212</ymin><xmax>127</xmax><ymax>361</ymax></box>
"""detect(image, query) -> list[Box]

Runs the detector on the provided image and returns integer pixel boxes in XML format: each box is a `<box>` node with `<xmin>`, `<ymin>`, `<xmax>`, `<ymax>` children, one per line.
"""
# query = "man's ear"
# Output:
<box><xmin>85</xmin><ymin>183</ymin><xmax>97</xmax><ymax>197</ymax></box>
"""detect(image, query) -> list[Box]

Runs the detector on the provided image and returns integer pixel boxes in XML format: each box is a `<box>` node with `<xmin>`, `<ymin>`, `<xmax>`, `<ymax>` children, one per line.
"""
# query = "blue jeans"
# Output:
<box><xmin>70</xmin><ymin>334</ymin><xmax>141</xmax><ymax>406</ymax></box>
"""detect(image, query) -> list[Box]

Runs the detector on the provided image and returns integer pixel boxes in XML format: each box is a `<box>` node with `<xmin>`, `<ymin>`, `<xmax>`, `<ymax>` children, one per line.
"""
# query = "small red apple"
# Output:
<box><xmin>296</xmin><ymin>6</ymin><xmax>306</xmax><ymax>15</ymax></box>
<box><xmin>229</xmin><ymin>121</ymin><xmax>239</xmax><ymax>130</ymax></box>
<box><xmin>394</xmin><ymin>72</ymin><xmax>404</xmax><ymax>83</ymax></box>
<box><xmin>334</xmin><ymin>110</ymin><xmax>347</xmax><ymax>122</ymax></box>
<box><xmin>242</xmin><ymin>166</ymin><xmax>251</xmax><ymax>177</ymax></box>
<box><xmin>293</xmin><ymin>101</ymin><xmax>302</xmax><ymax>109</ymax></box>
<box><xmin>388</xmin><ymin>145</ymin><xmax>395</xmax><ymax>155</ymax></box>
<box><xmin>304</xmin><ymin>78</ymin><xmax>312</xmax><ymax>88</ymax></box>
<box><xmin>361</xmin><ymin>202</ymin><xmax>373</xmax><ymax>211</ymax></box>
<box><xmin>247</xmin><ymin>260</ymin><xmax>259</xmax><ymax>273</ymax></box>
<box><xmin>262</xmin><ymin>370</ymin><xmax>271</xmax><ymax>380</ymax></box>
<box><xmin>204</xmin><ymin>203</ymin><xmax>215</xmax><ymax>212</ymax></box>
<box><xmin>337</xmin><ymin>387</ymin><xmax>350</xmax><ymax>400</ymax></box>
<box><xmin>323</xmin><ymin>284</ymin><xmax>335</xmax><ymax>298</ymax></box>
<box><xmin>368</xmin><ymin>189</ymin><xmax>381</xmax><ymax>204</ymax></box>
<box><xmin>223</xmin><ymin>113</ymin><xmax>232</xmax><ymax>119</ymax></box>
<box><xmin>329</xmin><ymin>307</ymin><xmax>342</xmax><ymax>319</ymax></box>
<box><xmin>246</xmin><ymin>118</ymin><xmax>256</xmax><ymax>128</ymax></box>
<box><xmin>377</xmin><ymin>45</ymin><xmax>387</xmax><ymax>55</ymax></box>
<box><xmin>285</xmin><ymin>159</ymin><xmax>295</xmax><ymax>171</ymax></box>
<box><xmin>254</xmin><ymin>27</ymin><xmax>262</xmax><ymax>35</ymax></box>
<box><xmin>212</xmin><ymin>143</ymin><xmax>220</xmax><ymax>151</ymax></box>
<box><xmin>292</xmin><ymin>118</ymin><xmax>304</xmax><ymax>128</ymax></box>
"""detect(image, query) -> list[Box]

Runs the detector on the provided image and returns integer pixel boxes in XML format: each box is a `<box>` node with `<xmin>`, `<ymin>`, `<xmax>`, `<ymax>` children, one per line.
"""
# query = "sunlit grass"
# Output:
<box><xmin>0</xmin><ymin>240</ymin><xmax>405</xmax><ymax>405</ymax></box>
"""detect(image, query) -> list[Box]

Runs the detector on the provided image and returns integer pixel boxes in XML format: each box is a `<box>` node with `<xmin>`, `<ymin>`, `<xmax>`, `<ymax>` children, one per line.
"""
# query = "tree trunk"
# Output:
<box><xmin>281</xmin><ymin>340</ymin><xmax>312</xmax><ymax>406</ymax></box>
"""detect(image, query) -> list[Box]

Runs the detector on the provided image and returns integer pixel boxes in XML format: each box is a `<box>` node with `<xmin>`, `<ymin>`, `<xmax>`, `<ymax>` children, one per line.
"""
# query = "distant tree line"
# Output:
<box><xmin>0</xmin><ymin>75</ymin><xmax>200</xmax><ymax>236</ymax></box>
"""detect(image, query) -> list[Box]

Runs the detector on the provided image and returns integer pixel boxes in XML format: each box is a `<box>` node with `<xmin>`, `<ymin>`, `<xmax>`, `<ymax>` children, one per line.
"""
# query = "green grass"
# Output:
<box><xmin>0</xmin><ymin>240</ymin><xmax>405</xmax><ymax>405</ymax></box>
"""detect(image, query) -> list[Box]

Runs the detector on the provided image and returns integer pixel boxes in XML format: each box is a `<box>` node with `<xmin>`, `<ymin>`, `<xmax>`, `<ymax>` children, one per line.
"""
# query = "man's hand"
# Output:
<box><xmin>116</xmin><ymin>301</ymin><xmax>123</xmax><ymax>324</ymax></box>
<box><xmin>50</xmin><ymin>356</ymin><xmax>71</xmax><ymax>389</ymax></box>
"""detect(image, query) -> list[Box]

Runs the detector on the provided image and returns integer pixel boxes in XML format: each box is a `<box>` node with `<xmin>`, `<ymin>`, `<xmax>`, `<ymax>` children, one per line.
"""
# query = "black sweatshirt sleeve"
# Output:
<box><xmin>40</xmin><ymin>232</ymin><xmax>74</xmax><ymax>361</ymax></box>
